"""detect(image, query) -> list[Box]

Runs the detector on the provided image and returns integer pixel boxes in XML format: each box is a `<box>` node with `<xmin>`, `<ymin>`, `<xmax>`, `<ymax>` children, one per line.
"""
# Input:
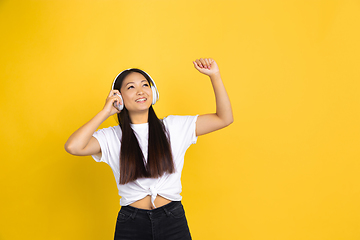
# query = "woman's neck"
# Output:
<box><xmin>129</xmin><ymin>110</ymin><xmax>149</xmax><ymax>124</ymax></box>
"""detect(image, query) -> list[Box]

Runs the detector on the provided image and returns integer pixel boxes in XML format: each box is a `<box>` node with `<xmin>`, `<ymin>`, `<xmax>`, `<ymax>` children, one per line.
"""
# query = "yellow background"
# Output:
<box><xmin>1</xmin><ymin>0</ymin><xmax>359</xmax><ymax>239</ymax></box>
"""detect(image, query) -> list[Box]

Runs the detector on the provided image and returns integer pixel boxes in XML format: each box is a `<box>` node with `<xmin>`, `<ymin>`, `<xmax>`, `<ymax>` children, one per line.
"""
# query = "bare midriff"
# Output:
<box><xmin>129</xmin><ymin>195</ymin><xmax>171</xmax><ymax>210</ymax></box>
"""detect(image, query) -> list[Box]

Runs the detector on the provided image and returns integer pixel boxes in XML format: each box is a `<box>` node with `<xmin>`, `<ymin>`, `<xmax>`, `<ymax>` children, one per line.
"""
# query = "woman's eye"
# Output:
<box><xmin>143</xmin><ymin>84</ymin><xmax>149</xmax><ymax>87</ymax></box>
<box><xmin>127</xmin><ymin>86</ymin><xmax>134</xmax><ymax>89</ymax></box>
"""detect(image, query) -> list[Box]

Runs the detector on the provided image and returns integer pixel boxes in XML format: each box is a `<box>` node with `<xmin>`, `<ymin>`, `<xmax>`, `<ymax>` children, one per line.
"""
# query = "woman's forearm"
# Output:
<box><xmin>209</xmin><ymin>73</ymin><xmax>234</xmax><ymax>125</ymax></box>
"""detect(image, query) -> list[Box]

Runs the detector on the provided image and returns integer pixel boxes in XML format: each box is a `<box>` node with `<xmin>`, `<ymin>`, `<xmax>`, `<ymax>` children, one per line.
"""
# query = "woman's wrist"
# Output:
<box><xmin>98</xmin><ymin>109</ymin><xmax>112</xmax><ymax>120</ymax></box>
<box><xmin>209</xmin><ymin>71</ymin><xmax>221</xmax><ymax>81</ymax></box>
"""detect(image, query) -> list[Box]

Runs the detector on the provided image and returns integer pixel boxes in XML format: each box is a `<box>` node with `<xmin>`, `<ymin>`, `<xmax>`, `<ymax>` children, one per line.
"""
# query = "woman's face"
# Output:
<box><xmin>120</xmin><ymin>72</ymin><xmax>153</xmax><ymax>113</ymax></box>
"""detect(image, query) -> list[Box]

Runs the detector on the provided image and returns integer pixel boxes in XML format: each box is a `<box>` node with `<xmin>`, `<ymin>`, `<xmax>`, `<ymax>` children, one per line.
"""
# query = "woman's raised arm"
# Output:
<box><xmin>193</xmin><ymin>58</ymin><xmax>233</xmax><ymax>136</ymax></box>
<box><xmin>64</xmin><ymin>89</ymin><xmax>122</xmax><ymax>156</ymax></box>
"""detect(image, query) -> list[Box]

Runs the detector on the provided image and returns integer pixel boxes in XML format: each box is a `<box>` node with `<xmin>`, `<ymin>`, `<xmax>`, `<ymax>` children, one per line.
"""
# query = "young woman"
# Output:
<box><xmin>65</xmin><ymin>58</ymin><xmax>233</xmax><ymax>240</ymax></box>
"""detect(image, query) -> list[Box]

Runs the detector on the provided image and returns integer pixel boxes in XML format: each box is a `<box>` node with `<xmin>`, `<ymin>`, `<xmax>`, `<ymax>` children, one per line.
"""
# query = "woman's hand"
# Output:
<box><xmin>102</xmin><ymin>89</ymin><xmax>122</xmax><ymax>116</ymax></box>
<box><xmin>193</xmin><ymin>58</ymin><xmax>220</xmax><ymax>77</ymax></box>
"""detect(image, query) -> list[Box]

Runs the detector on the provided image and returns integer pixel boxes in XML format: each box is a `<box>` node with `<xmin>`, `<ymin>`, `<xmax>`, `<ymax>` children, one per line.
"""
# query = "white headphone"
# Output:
<box><xmin>111</xmin><ymin>68</ymin><xmax>159</xmax><ymax>111</ymax></box>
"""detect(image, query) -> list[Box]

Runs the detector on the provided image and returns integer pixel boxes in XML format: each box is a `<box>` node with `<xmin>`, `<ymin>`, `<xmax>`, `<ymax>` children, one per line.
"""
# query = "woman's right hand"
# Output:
<box><xmin>102</xmin><ymin>89</ymin><xmax>123</xmax><ymax>116</ymax></box>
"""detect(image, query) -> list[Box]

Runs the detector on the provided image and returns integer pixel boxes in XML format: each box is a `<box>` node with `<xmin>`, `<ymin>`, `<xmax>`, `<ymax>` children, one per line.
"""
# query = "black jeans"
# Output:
<box><xmin>114</xmin><ymin>201</ymin><xmax>192</xmax><ymax>240</ymax></box>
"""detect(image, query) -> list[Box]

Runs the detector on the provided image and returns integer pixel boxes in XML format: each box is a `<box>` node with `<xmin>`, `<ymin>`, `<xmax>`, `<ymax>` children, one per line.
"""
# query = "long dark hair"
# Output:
<box><xmin>113</xmin><ymin>69</ymin><xmax>174</xmax><ymax>184</ymax></box>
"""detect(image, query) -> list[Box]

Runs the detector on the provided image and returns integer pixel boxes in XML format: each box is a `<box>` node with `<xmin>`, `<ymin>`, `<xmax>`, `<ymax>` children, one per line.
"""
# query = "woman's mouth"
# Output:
<box><xmin>135</xmin><ymin>98</ymin><xmax>147</xmax><ymax>103</ymax></box>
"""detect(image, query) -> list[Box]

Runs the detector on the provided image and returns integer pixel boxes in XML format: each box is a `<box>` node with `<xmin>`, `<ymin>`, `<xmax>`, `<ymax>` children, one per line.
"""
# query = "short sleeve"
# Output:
<box><xmin>163</xmin><ymin>115</ymin><xmax>199</xmax><ymax>153</ymax></box>
<box><xmin>91</xmin><ymin>126</ymin><xmax>121</xmax><ymax>164</ymax></box>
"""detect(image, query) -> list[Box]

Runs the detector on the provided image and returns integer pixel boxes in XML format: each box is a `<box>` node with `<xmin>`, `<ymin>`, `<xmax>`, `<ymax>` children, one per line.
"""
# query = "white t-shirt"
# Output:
<box><xmin>91</xmin><ymin>115</ymin><xmax>198</xmax><ymax>207</ymax></box>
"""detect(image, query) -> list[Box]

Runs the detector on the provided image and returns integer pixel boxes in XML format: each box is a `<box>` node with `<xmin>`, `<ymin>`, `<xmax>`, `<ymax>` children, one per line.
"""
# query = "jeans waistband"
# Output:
<box><xmin>120</xmin><ymin>201</ymin><xmax>182</xmax><ymax>220</ymax></box>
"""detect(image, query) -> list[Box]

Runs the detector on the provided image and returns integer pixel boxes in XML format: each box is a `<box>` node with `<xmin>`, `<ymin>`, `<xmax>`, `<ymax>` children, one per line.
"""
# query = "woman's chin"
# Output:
<box><xmin>127</xmin><ymin>105</ymin><xmax>151</xmax><ymax>113</ymax></box>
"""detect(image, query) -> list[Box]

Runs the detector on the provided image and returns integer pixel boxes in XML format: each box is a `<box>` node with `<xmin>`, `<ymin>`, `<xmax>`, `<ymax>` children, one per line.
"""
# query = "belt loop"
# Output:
<box><xmin>131</xmin><ymin>208</ymin><xmax>138</xmax><ymax>219</ymax></box>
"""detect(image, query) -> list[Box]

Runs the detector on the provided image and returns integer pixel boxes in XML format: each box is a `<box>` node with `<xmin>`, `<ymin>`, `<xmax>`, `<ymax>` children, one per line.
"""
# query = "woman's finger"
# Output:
<box><xmin>115</xmin><ymin>94</ymin><xmax>123</xmax><ymax>105</ymax></box>
<box><xmin>194</xmin><ymin>61</ymin><xmax>204</xmax><ymax>72</ymax></box>
<box><xmin>195</xmin><ymin>59</ymin><xmax>205</xmax><ymax>72</ymax></box>
<box><xmin>108</xmin><ymin>89</ymin><xmax>120</xmax><ymax>97</ymax></box>
<box><xmin>109</xmin><ymin>94</ymin><xmax>122</xmax><ymax>105</ymax></box>
<box><xmin>196</xmin><ymin>59</ymin><xmax>205</xmax><ymax>68</ymax></box>
<box><xmin>204</xmin><ymin>58</ymin><xmax>211</xmax><ymax>69</ymax></box>
<box><xmin>199</xmin><ymin>58</ymin><xmax>207</xmax><ymax>68</ymax></box>
<box><xmin>193</xmin><ymin>61</ymin><xmax>200</xmax><ymax>70</ymax></box>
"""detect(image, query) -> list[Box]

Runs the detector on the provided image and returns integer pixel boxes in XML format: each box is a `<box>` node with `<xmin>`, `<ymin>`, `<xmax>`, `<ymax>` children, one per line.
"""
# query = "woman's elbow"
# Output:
<box><xmin>226</xmin><ymin>117</ymin><xmax>234</xmax><ymax>126</ymax></box>
<box><xmin>227</xmin><ymin>113</ymin><xmax>234</xmax><ymax>125</ymax></box>
<box><xmin>64</xmin><ymin>143</ymin><xmax>78</xmax><ymax>155</ymax></box>
<box><xmin>64</xmin><ymin>143</ymin><xmax>72</xmax><ymax>154</ymax></box>
<box><xmin>222</xmin><ymin>116</ymin><xmax>234</xmax><ymax>128</ymax></box>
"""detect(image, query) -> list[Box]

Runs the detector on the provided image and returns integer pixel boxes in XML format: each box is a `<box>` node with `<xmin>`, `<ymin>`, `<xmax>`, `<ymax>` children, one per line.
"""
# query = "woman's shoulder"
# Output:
<box><xmin>163</xmin><ymin>115</ymin><xmax>198</xmax><ymax>122</ymax></box>
<box><xmin>97</xmin><ymin>124</ymin><xmax>121</xmax><ymax>132</ymax></box>
<box><xmin>162</xmin><ymin>115</ymin><xmax>199</xmax><ymax>147</ymax></box>
<box><xmin>93</xmin><ymin>125</ymin><xmax>122</xmax><ymax>139</ymax></box>
<box><xmin>162</xmin><ymin>115</ymin><xmax>199</xmax><ymax>129</ymax></box>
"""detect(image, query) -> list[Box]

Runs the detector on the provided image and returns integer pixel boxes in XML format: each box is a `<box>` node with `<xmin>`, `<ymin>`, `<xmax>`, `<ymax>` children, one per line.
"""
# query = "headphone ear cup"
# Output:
<box><xmin>114</xmin><ymin>93</ymin><xmax>124</xmax><ymax>111</ymax></box>
<box><xmin>119</xmin><ymin>94</ymin><xmax>124</xmax><ymax>111</ymax></box>
<box><xmin>151</xmin><ymin>86</ymin><xmax>158</xmax><ymax>105</ymax></box>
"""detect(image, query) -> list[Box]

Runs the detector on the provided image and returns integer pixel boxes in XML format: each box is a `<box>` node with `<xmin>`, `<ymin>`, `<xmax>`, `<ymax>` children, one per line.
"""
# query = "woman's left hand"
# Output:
<box><xmin>193</xmin><ymin>58</ymin><xmax>220</xmax><ymax>77</ymax></box>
